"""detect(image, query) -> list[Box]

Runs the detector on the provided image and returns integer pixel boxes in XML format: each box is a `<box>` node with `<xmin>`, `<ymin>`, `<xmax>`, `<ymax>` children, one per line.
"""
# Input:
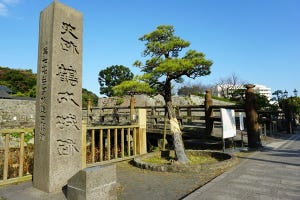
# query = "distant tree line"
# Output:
<box><xmin>0</xmin><ymin>66</ymin><xmax>98</xmax><ymax>108</ymax></box>
<box><xmin>0</xmin><ymin>66</ymin><xmax>36</xmax><ymax>97</ymax></box>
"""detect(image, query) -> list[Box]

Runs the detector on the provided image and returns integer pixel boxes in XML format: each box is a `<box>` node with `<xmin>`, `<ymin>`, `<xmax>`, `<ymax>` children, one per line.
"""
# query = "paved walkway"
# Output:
<box><xmin>184</xmin><ymin>132</ymin><xmax>300</xmax><ymax>200</ymax></box>
<box><xmin>1</xmin><ymin>132</ymin><xmax>299</xmax><ymax>200</ymax></box>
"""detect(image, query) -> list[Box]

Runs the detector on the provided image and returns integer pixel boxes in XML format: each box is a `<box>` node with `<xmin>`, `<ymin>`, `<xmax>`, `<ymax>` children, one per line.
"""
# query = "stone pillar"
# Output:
<box><xmin>205</xmin><ymin>90</ymin><xmax>213</xmax><ymax>135</ymax></box>
<box><xmin>34</xmin><ymin>1</ymin><xmax>83</xmax><ymax>193</ymax></box>
<box><xmin>245</xmin><ymin>84</ymin><xmax>262</xmax><ymax>149</ymax></box>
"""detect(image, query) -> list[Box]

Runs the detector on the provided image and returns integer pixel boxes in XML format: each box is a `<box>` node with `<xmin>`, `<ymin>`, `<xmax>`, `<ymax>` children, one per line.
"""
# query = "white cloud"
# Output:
<box><xmin>0</xmin><ymin>3</ymin><xmax>8</xmax><ymax>17</ymax></box>
<box><xmin>2</xmin><ymin>0</ymin><xmax>20</xmax><ymax>6</ymax></box>
<box><xmin>0</xmin><ymin>0</ymin><xmax>21</xmax><ymax>17</ymax></box>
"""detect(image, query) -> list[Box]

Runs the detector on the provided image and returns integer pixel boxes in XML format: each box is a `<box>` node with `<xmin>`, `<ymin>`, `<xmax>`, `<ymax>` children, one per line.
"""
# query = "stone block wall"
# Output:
<box><xmin>0</xmin><ymin>99</ymin><xmax>35</xmax><ymax>128</ymax></box>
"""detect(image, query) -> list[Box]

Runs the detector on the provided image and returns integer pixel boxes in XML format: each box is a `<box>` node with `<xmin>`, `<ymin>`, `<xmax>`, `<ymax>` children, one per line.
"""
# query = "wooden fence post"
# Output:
<box><xmin>205</xmin><ymin>90</ymin><xmax>214</xmax><ymax>135</ymax></box>
<box><xmin>82</xmin><ymin>121</ymin><xmax>87</xmax><ymax>169</ymax></box>
<box><xmin>187</xmin><ymin>107</ymin><xmax>192</xmax><ymax>124</ymax></box>
<box><xmin>87</xmin><ymin>98</ymin><xmax>92</xmax><ymax>124</ymax></box>
<box><xmin>245</xmin><ymin>84</ymin><xmax>262</xmax><ymax>149</ymax></box>
<box><xmin>3</xmin><ymin>133</ymin><xmax>10</xmax><ymax>180</ymax></box>
<box><xmin>19</xmin><ymin>132</ymin><xmax>25</xmax><ymax>177</ymax></box>
<box><xmin>137</xmin><ymin>109</ymin><xmax>147</xmax><ymax>154</ymax></box>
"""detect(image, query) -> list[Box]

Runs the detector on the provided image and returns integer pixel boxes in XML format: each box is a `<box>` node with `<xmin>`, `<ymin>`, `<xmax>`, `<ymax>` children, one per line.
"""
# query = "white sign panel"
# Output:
<box><xmin>239</xmin><ymin>112</ymin><xmax>244</xmax><ymax>131</ymax></box>
<box><xmin>221</xmin><ymin>108</ymin><xmax>236</xmax><ymax>138</ymax></box>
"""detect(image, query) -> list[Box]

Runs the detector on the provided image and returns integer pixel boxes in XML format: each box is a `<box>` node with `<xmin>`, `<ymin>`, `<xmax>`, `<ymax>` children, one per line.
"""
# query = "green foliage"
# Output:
<box><xmin>98</xmin><ymin>65</ymin><xmax>134</xmax><ymax>97</ymax></box>
<box><xmin>115</xmin><ymin>97</ymin><xmax>124</xmax><ymax>106</ymax></box>
<box><xmin>10</xmin><ymin>131</ymin><xmax>34</xmax><ymax>143</ymax></box>
<box><xmin>113</xmin><ymin>79</ymin><xmax>155</xmax><ymax>96</ymax></box>
<box><xmin>212</xmin><ymin>96</ymin><xmax>238</xmax><ymax>104</ymax></box>
<box><xmin>272</xmin><ymin>90</ymin><xmax>284</xmax><ymax>101</ymax></box>
<box><xmin>255</xmin><ymin>93</ymin><xmax>276</xmax><ymax>111</ymax></box>
<box><xmin>0</xmin><ymin>66</ymin><xmax>36</xmax><ymax>97</ymax></box>
<box><xmin>134</xmin><ymin>25</ymin><xmax>213</xmax><ymax>102</ymax></box>
<box><xmin>1</xmin><ymin>66</ymin><xmax>97</xmax><ymax>107</ymax></box>
<box><xmin>82</xmin><ymin>88</ymin><xmax>99</xmax><ymax>108</ymax></box>
<box><xmin>280</xmin><ymin>97</ymin><xmax>300</xmax><ymax>114</ymax></box>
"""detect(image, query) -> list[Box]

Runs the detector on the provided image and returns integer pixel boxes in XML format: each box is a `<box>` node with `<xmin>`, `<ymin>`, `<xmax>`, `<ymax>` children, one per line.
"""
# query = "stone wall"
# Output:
<box><xmin>0</xmin><ymin>95</ymin><xmax>234</xmax><ymax>129</ymax></box>
<box><xmin>98</xmin><ymin>94</ymin><xmax>234</xmax><ymax>107</ymax></box>
<box><xmin>0</xmin><ymin>99</ymin><xmax>35</xmax><ymax>128</ymax></box>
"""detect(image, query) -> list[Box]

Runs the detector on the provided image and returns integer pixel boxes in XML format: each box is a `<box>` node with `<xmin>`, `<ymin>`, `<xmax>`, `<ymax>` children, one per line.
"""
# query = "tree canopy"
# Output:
<box><xmin>0</xmin><ymin>66</ymin><xmax>36</xmax><ymax>97</ymax></box>
<box><xmin>82</xmin><ymin>88</ymin><xmax>99</xmax><ymax>108</ymax></box>
<box><xmin>134</xmin><ymin>25</ymin><xmax>213</xmax><ymax>103</ymax></box>
<box><xmin>129</xmin><ymin>25</ymin><xmax>213</xmax><ymax>163</ymax></box>
<box><xmin>1</xmin><ymin>66</ymin><xmax>98</xmax><ymax>107</ymax></box>
<box><xmin>98</xmin><ymin>65</ymin><xmax>134</xmax><ymax>97</ymax></box>
<box><xmin>113</xmin><ymin>78</ymin><xmax>154</xmax><ymax>96</ymax></box>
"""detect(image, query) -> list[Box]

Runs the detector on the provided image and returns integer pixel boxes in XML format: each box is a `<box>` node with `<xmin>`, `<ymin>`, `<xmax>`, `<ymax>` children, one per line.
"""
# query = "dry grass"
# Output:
<box><xmin>142</xmin><ymin>151</ymin><xmax>219</xmax><ymax>165</ymax></box>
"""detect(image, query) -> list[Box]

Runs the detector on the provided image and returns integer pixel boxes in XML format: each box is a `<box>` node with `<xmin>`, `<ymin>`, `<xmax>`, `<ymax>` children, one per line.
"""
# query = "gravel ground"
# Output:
<box><xmin>116</xmin><ymin>159</ymin><xmax>232</xmax><ymax>200</ymax></box>
<box><xmin>116</xmin><ymin>132</ymin><xmax>293</xmax><ymax>200</ymax></box>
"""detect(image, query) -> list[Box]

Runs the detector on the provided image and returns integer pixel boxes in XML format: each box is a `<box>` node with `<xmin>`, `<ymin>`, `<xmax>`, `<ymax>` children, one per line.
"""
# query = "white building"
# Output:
<box><xmin>215</xmin><ymin>84</ymin><xmax>272</xmax><ymax>100</ymax></box>
<box><xmin>253</xmin><ymin>84</ymin><xmax>272</xmax><ymax>100</ymax></box>
<box><xmin>215</xmin><ymin>84</ymin><xmax>245</xmax><ymax>98</ymax></box>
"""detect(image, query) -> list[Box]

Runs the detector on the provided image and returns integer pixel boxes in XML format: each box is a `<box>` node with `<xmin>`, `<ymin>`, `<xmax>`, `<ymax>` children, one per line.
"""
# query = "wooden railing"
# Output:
<box><xmin>82</xmin><ymin>109</ymin><xmax>147</xmax><ymax>168</ymax></box>
<box><xmin>84</xmin><ymin>125</ymin><xmax>141</xmax><ymax>168</ymax></box>
<box><xmin>0</xmin><ymin>128</ymin><xmax>34</xmax><ymax>186</ymax></box>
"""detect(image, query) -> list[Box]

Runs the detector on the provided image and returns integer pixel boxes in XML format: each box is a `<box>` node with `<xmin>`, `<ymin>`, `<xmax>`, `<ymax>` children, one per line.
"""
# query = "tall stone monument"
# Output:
<box><xmin>34</xmin><ymin>1</ymin><xmax>83</xmax><ymax>193</ymax></box>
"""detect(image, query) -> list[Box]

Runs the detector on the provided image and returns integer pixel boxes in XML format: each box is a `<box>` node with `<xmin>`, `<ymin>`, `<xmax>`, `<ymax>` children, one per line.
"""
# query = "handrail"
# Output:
<box><xmin>0</xmin><ymin>128</ymin><xmax>34</xmax><ymax>186</ymax></box>
<box><xmin>84</xmin><ymin>124</ymin><xmax>143</xmax><ymax>168</ymax></box>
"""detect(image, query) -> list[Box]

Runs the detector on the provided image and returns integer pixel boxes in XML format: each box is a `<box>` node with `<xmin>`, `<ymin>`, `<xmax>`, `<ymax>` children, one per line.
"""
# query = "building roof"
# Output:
<box><xmin>0</xmin><ymin>85</ymin><xmax>12</xmax><ymax>93</ymax></box>
<box><xmin>0</xmin><ymin>90</ymin><xmax>12</xmax><ymax>99</ymax></box>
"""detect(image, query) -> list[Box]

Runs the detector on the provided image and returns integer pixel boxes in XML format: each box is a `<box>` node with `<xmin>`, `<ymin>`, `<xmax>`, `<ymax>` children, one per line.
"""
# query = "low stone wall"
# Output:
<box><xmin>0</xmin><ymin>99</ymin><xmax>35</xmax><ymax>129</ymax></box>
<box><xmin>0</xmin><ymin>95</ymin><xmax>234</xmax><ymax>129</ymax></box>
<box><xmin>98</xmin><ymin>94</ymin><xmax>234</xmax><ymax>107</ymax></box>
<box><xmin>133</xmin><ymin>150</ymin><xmax>238</xmax><ymax>173</ymax></box>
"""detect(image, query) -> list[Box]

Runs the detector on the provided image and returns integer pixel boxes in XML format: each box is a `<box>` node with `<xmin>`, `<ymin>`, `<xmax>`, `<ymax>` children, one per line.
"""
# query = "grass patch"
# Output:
<box><xmin>188</xmin><ymin>154</ymin><xmax>218</xmax><ymax>164</ymax></box>
<box><xmin>142</xmin><ymin>151</ymin><xmax>219</xmax><ymax>165</ymax></box>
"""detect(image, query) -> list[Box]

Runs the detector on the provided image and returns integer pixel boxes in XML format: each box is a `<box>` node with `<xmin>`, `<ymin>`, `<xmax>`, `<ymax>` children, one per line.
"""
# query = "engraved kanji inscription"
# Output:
<box><xmin>57</xmin><ymin>91</ymin><xmax>80</xmax><ymax>107</ymax></box>
<box><xmin>56</xmin><ymin>64</ymin><xmax>78</xmax><ymax>86</ymax></box>
<box><xmin>56</xmin><ymin>113</ymin><xmax>80</xmax><ymax>130</ymax></box>
<box><xmin>56</xmin><ymin>139</ymin><xmax>79</xmax><ymax>155</ymax></box>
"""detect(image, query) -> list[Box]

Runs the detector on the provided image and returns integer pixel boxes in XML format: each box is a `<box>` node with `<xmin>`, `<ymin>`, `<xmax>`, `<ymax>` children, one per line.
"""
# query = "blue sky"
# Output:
<box><xmin>1</xmin><ymin>0</ymin><xmax>299</xmax><ymax>97</ymax></box>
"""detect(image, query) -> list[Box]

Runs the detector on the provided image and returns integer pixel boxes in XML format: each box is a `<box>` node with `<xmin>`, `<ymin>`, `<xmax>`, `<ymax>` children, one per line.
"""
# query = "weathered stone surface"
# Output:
<box><xmin>33</xmin><ymin>1</ymin><xmax>82</xmax><ymax>193</ymax></box>
<box><xmin>67</xmin><ymin>164</ymin><xmax>117</xmax><ymax>200</ymax></box>
<box><xmin>0</xmin><ymin>99</ymin><xmax>35</xmax><ymax>128</ymax></box>
<box><xmin>98</xmin><ymin>94</ymin><xmax>234</xmax><ymax>108</ymax></box>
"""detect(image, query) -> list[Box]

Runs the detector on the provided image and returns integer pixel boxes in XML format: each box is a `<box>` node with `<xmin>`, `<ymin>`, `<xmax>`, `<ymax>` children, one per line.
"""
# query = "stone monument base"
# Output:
<box><xmin>67</xmin><ymin>164</ymin><xmax>117</xmax><ymax>200</ymax></box>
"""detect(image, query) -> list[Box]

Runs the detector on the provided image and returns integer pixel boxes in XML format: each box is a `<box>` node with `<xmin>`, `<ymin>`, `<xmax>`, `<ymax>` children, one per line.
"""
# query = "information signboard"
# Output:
<box><xmin>220</xmin><ymin>108</ymin><xmax>236</xmax><ymax>139</ymax></box>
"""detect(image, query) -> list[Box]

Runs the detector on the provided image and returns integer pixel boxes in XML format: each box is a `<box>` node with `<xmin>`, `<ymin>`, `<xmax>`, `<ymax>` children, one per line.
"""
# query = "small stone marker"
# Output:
<box><xmin>68</xmin><ymin>164</ymin><xmax>117</xmax><ymax>200</ymax></box>
<box><xmin>34</xmin><ymin>1</ymin><xmax>83</xmax><ymax>192</ymax></box>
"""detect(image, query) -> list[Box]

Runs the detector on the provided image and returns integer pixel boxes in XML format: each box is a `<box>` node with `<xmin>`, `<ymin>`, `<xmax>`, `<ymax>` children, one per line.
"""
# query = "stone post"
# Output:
<box><xmin>205</xmin><ymin>90</ymin><xmax>213</xmax><ymax>135</ymax></box>
<box><xmin>245</xmin><ymin>84</ymin><xmax>262</xmax><ymax>149</ymax></box>
<box><xmin>34</xmin><ymin>1</ymin><xmax>83</xmax><ymax>192</ymax></box>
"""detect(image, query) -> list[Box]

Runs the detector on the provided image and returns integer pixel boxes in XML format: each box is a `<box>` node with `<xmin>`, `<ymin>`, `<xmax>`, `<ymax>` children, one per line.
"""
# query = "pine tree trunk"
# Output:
<box><xmin>166</xmin><ymin>101</ymin><xmax>189</xmax><ymax>163</ymax></box>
